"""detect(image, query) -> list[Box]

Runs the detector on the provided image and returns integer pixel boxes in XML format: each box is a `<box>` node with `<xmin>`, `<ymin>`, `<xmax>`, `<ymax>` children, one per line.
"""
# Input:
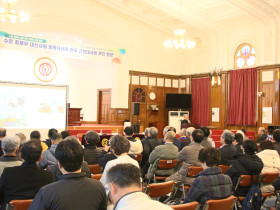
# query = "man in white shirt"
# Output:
<box><xmin>100</xmin><ymin>135</ymin><xmax>139</xmax><ymax>194</ymax></box>
<box><xmin>123</xmin><ymin>126</ymin><xmax>143</xmax><ymax>155</ymax></box>
<box><xmin>107</xmin><ymin>163</ymin><xmax>172</xmax><ymax>210</ymax></box>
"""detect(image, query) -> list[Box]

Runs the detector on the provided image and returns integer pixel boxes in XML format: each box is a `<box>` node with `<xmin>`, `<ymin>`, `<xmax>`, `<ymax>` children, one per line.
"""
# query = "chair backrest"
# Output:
<box><xmin>88</xmin><ymin>164</ymin><xmax>102</xmax><ymax>174</ymax></box>
<box><xmin>9</xmin><ymin>199</ymin><xmax>33</xmax><ymax>210</ymax></box>
<box><xmin>157</xmin><ymin>159</ymin><xmax>178</xmax><ymax>169</ymax></box>
<box><xmin>187</xmin><ymin>166</ymin><xmax>203</xmax><ymax>177</ymax></box>
<box><xmin>202</xmin><ymin>195</ymin><xmax>236</xmax><ymax>210</ymax></box>
<box><xmin>171</xmin><ymin>201</ymin><xmax>199</xmax><ymax>210</ymax></box>
<box><xmin>260</xmin><ymin>172</ymin><xmax>279</xmax><ymax>184</ymax></box>
<box><xmin>218</xmin><ymin>165</ymin><xmax>230</xmax><ymax>174</ymax></box>
<box><xmin>136</xmin><ymin>154</ymin><xmax>142</xmax><ymax>162</ymax></box>
<box><xmin>235</xmin><ymin>175</ymin><xmax>259</xmax><ymax>191</ymax></box>
<box><xmin>91</xmin><ymin>174</ymin><xmax>102</xmax><ymax>180</ymax></box>
<box><xmin>147</xmin><ymin>181</ymin><xmax>175</xmax><ymax>198</ymax></box>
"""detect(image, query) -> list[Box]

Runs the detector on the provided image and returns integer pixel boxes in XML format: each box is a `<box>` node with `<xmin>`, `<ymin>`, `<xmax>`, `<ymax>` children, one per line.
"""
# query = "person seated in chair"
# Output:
<box><xmin>124</xmin><ymin>126</ymin><xmax>143</xmax><ymax>155</ymax></box>
<box><xmin>107</xmin><ymin>163</ymin><xmax>172</xmax><ymax>210</ymax></box>
<box><xmin>0</xmin><ymin>140</ymin><xmax>54</xmax><ymax>210</ymax></box>
<box><xmin>83</xmin><ymin>130</ymin><xmax>102</xmax><ymax>165</ymax></box>
<box><xmin>147</xmin><ymin>131</ymin><xmax>178</xmax><ymax>180</ymax></box>
<box><xmin>200</xmin><ymin>127</ymin><xmax>213</xmax><ymax>148</ymax></box>
<box><xmin>181</xmin><ymin>114</ymin><xmax>191</xmax><ymax>129</ymax></box>
<box><xmin>183</xmin><ymin>147</ymin><xmax>232</xmax><ymax>207</ymax></box>
<box><xmin>225</xmin><ymin>140</ymin><xmax>263</xmax><ymax>196</ymax></box>
<box><xmin>219</xmin><ymin>130</ymin><xmax>236</xmax><ymax>165</ymax></box>
<box><xmin>233</xmin><ymin>133</ymin><xmax>243</xmax><ymax>155</ymax></box>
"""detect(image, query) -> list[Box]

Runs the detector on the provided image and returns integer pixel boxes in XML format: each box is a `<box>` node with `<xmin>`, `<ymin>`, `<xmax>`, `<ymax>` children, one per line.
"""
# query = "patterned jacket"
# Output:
<box><xmin>183</xmin><ymin>167</ymin><xmax>232</xmax><ymax>204</ymax></box>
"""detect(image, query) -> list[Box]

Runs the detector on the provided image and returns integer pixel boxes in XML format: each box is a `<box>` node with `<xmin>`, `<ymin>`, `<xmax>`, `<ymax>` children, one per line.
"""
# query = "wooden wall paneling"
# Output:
<box><xmin>209</xmin><ymin>79</ymin><xmax>222</xmax><ymax>129</ymax></box>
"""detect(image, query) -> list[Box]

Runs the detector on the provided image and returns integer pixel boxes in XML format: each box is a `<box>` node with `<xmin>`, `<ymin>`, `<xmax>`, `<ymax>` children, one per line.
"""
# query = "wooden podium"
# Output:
<box><xmin>181</xmin><ymin>123</ymin><xmax>200</xmax><ymax>129</ymax></box>
<box><xmin>67</xmin><ymin>103</ymin><xmax>82</xmax><ymax>126</ymax></box>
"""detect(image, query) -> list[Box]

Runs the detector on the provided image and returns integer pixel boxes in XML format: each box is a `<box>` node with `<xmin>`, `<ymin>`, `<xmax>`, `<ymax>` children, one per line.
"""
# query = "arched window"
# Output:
<box><xmin>234</xmin><ymin>43</ymin><xmax>256</xmax><ymax>69</ymax></box>
<box><xmin>132</xmin><ymin>88</ymin><xmax>146</xmax><ymax>103</ymax></box>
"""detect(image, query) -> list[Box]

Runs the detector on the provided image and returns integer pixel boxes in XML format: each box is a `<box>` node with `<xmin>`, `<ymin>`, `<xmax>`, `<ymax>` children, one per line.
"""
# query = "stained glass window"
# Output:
<box><xmin>234</xmin><ymin>43</ymin><xmax>256</xmax><ymax>69</ymax></box>
<box><xmin>132</xmin><ymin>88</ymin><xmax>146</xmax><ymax>103</ymax></box>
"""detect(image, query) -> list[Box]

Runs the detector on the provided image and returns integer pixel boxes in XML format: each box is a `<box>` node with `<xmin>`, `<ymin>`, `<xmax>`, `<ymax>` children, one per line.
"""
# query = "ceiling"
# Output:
<box><xmin>95</xmin><ymin>0</ymin><xmax>280</xmax><ymax>36</ymax></box>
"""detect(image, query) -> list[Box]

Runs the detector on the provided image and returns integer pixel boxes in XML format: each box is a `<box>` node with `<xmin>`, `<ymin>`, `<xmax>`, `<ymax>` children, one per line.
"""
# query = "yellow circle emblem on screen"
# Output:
<box><xmin>101</xmin><ymin>138</ymin><xmax>108</xmax><ymax>147</ymax></box>
<box><xmin>34</xmin><ymin>57</ymin><xmax>57</xmax><ymax>82</ymax></box>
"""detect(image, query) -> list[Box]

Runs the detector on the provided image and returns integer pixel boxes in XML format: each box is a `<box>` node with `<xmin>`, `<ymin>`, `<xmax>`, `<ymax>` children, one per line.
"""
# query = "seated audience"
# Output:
<box><xmin>0</xmin><ymin>128</ymin><xmax>7</xmax><ymax>157</ymax></box>
<box><xmin>108</xmin><ymin>164</ymin><xmax>172</xmax><ymax>210</ymax></box>
<box><xmin>141</xmin><ymin>127</ymin><xmax>161</xmax><ymax>167</ymax></box>
<box><xmin>256</xmin><ymin>140</ymin><xmax>280</xmax><ymax>193</ymax></box>
<box><xmin>38</xmin><ymin>133</ymin><xmax>63</xmax><ymax>170</ymax></box>
<box><xmin>61</xmin><ymin>130</ymin><xmax>71</xmax><ymax>139</ymax></box>
<box><xmin>166</xmin><ymin>129</ymin><xmax>204</xmax><ymax>184</ymax></box>
<box><xmin>200</xmin><ymin>127</ymin><xmax>213</xmax><ymax>148</ymax></box>
<box><xmin>262</xmin><ymin>177</ymin><xmax>280</xmax><ymax>210</ymax></box>
<box><xmin>15</xmin><ymin>133</ymin><xmax>27</xmax><ymax>159</ymax></box>
<box><xmin>0</xmin><ymin>140</ymin><xmax>53</xmax><ymax>209</ymax></box>
<box><xmin>183</xmin><ymin>148</ymin><xmax>232</xmax><ymax>206</ymax></box>
<box><xmin>29</xmin><ymin>138</ymin><xmax>106</xmax><ymax>210</ymax></box>
<box><xmin>167</xmin><ymin>127</ymin><xmax>182</xmax><ymax>151</ymax></box>
<box><xmin>124</xmin><ymin>126</ymin><xmax>143</xmax><ymax>155</ymax></box>
<box><xmin>43</xmin><ymin>128</ymin><xmax>58</xmax><ymax>148</ymax></box>
<box><xmin>237</xmin><ymin>129</ymin><xmax>249</xmax><ymax>141</ymax></box>
<box><xmin>30</xmin><ymin>130</ymin><xmax>48</xmax><ymax>152</ymax></box>
<box><xmin>257</xmin><ymin>127</ymin><xmax>268</xmax><ymax>143</ymax></box>
<box><xmin>0</xmin><ymin>135</ymin><xmax>22</xmax><ymax>176</ymax></box>
<box><xmin>219</xmin><ymin>130</ymin><xmax>236</xmax><ymax>165</ymax></box>
<box><xmin>143</xmin><ymin>127</ymin><xmax>150</xmax><ymax>139</ymax></box>
<box><xmin>272</xmin><ymin>129</ymin><xmax>280</xmax><ymax>155</ymax></box>
<box><xmin>233</xmin><ymin>133</ymin><xmax>243</xmax><ymax>155</ymax></box>
<box><xmin>147</xmin><ymin>131</ymin><xmax>178</xmax><ymax>180</ymax></box>
<box><xmin>225</xmin><ymin>140</ymin><xmax>263</xmax><ymax>196</ymax></box>
<box><xmin>100</xmin><ymin>135</ymin><xmax>139</xmax><ymax>194</ymax></box>
<box><xmin>179</xmin><ymin>128</ymin><xmax>190</xmax><ymax>149</ymax></box>
<box><xmin>83</xmin><ymin>130</ymin><xmax>102</xmax><ymax>164</ymax></box>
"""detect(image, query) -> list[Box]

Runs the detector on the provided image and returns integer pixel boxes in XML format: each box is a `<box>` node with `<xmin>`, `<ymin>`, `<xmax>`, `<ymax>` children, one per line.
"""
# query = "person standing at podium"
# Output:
<box><xmin>181</xmin><ymin>114</ymin><xmax>191</xmax><ymax>128</ymax></box>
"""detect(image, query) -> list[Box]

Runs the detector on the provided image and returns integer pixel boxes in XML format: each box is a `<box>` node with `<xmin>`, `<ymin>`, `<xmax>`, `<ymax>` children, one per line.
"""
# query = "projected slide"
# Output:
<box><xmin>0</xmin><ymin>83</ymin><xmax>67</xmax><ymax>129</ymax></box>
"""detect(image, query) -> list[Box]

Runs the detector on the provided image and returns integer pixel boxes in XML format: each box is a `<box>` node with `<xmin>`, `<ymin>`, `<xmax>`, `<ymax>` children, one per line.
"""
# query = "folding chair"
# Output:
<box><xmin>9</xmin><ymin>199</ymin><xmax>33</xmax><ymax>210</ymax></box>
<box><xmin>170</xmin><ymin>201</ymin><xmax>199</xmax><ymax>210</ymax></box>
<box><xmin>182</xmin><ymin>166</ymin><xmax>204</xmax><ymax>198</ymax></box>
<box><xmin>145</xmin><ymin>181</ymin><xmax>175</xmax><ymax>203</ymax></box>
<box><xmin>218</xmin><ymin>165</ymin><xmax>230</xmax><ymax>174</ymax></box>
<box><xmin>150</xmin><ymin>159</ymin><xmax>178</xmax><ymax>183</ymax></box>
<box><xmin>91</xmin><ymin>174</ymin><xmax>102</xmax><ymax>180</ymax></box>
<box><xmin>202</xmin><ymin>195</ymin><xmax>236</xmax><ymax>210</ymax></box>
<box><xmin>88</xmin><ymin>164</ymin><xmax>102</xmax><ymax>174</ymax></box>
<box><xmin>260</xmin><ymin>172</ymin><xmax>279</xmax><ymax>204</ymax></box>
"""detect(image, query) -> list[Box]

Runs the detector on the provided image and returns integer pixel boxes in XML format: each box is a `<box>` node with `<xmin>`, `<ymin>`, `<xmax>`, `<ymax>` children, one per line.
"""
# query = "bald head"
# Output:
<box><xmin>164</xmin><ymin>131</ymin><xmax>176</xmax><ymax>143</ymax></box>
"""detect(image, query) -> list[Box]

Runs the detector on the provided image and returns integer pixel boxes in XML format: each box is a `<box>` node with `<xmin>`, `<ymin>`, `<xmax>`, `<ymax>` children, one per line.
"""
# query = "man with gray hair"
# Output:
<box><xmin>219</xmin><ymin>129</ymin><xmax>237</xmax><ymax>165</ymax></box>
<box><xmin>0</xmin><ymin>128</ymin><xmax>7</xmax><ymax>157</ymax></box>
<box><xmin>257</xmin><ymin>127</ymin><xmax>268</xmax><ymax>143</ymax></box>
<box><xmin>0</xmin><ymin>135</ymin><xmax>22</xmax><ymax>176</ymax></box>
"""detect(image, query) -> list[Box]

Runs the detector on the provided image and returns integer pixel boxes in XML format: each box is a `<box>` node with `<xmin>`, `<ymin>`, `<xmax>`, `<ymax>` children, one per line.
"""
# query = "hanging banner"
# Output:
<box><xmin>0</xmin><ymin>31</ymin><xmax>126</xmax><ymax>63</ymax></box>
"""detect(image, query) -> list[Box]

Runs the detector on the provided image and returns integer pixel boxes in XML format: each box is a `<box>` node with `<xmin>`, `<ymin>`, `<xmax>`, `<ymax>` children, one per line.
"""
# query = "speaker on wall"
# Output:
<box><xmin>132</xmin><ymin>102</ymin><xmax>140</xmax><ymax>115</ymax></box>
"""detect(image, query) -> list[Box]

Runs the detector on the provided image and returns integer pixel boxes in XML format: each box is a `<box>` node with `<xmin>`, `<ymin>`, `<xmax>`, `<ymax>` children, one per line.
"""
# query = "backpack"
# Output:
<box><xmin>242</xmin><ymin>179</ymin><xmax>262</xmax><ymax>210</ymax></box>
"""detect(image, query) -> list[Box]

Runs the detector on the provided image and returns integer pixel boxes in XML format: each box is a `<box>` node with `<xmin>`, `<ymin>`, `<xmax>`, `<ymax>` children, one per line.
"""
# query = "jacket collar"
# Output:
<box><xmin>199</xmin><ymin>166</ymin><xmax>222</xmax><ymax>176</ymax></box>
<box><xmin>0</xmin><ymin>155</ymin><xmax>20</xmax><ymax>162</ymax></box>
<box><xmin>58</xmin><ymin>172</ymin><xmax>86</xmax><ymax>180</ymax></box>
<box><xmin>84</xmin><ymin>144</ymin><xmax>97</xmax><ymax>149</ymax></box>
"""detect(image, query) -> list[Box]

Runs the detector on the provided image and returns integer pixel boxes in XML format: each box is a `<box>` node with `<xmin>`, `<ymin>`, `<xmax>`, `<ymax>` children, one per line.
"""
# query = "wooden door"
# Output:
<box><xmin>97</xmin><ymin>89</ymin><xmax>111</xmax><ymax>124</ymax></box>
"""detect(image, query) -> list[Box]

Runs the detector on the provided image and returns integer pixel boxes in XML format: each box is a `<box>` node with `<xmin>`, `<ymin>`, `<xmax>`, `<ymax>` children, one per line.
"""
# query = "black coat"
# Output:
<box><xmin>0</xmin><ymin>162</ymin><xmax>54</xmax><ymax>209</ymax></box>
<box><xmin>83</xmin><ymin>144</ymin><xmax>102</xmax><ymax>165</ymax></box>
<box><xmin>141</xmin><ymin>137</ymin><xmax>161</xmax><ymax>166</ymax></box>
<box><xmin>219</xmin><ymin>144</ymin><xmax>237</xmax><ymax>165</ymax></box>
<box><xmin>225</xmin><ymin>154</ymin><xmax>263</xmax><ymax>196</ymax></box>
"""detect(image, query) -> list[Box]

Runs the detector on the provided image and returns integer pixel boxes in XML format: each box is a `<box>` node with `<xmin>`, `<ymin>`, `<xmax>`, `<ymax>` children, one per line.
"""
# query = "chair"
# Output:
<box><xmin>151</xmin><ymin>159</ymin><xmax>178</xmax><ymax>183</ymax></box>
<box><xmin>260</xmin><ymin>172</ymin><xmax>279</xmax><ymax>203</ymax></box>
<box><xmin>9</xmin><ymin>199</ymin><xmax>33</xmax><ymax>210</ymax></box>
<box><xmin>145</xmin><ymin>181</ymin><xmax>175</xmax><ymax>199</ymax></box>
<box><xmin>202</xmin><ymin>195</ymin><xmax>236</xmax><ymax>210</ymax></box>
<box><xmin>170</xmin><ymin>201</ymin><xmax>199</xmax><ymax>210</ymax></box>
<box><xmin>136</xmin><ymin>154</ymin><xmax>142</xmax><ymax>163</ymax></box>
<box><xmin>218</xmin><ymin>165</ymin><xmax>230</xmax><ymax>174</ymax></box>
<box><xmin>88</xmin><ymin>164</ymin><xmax>102</xmax><ymax>174</ymax></box>
<box><xmin>91</xmin><ymin>174</ymin><xmax>102</xmax><ymax>180</ymax></box>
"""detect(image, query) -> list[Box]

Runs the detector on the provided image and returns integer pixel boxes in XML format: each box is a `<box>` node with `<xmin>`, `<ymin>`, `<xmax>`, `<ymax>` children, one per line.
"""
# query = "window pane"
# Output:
<box><xmin>247</xmin><ymin>55</ymin><xmax>256</xmax><ymax>66</ymax></box>
<box><xmin>237</xmin><ymin>57</ymin><xmax>245</xmax><ymax>68</ymax></box>
<box><xmin>242</xmin><ymin>45</ymin><xmax>250</xmax><ymax>56</ymax></box>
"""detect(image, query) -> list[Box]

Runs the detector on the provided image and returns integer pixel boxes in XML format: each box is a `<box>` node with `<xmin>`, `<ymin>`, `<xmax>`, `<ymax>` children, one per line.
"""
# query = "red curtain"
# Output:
<box><xmin>191</xmin><ymin>78</ymin><xmax>210</xmax><ymax>126</ymax></box>
<box><xmin>227</xmin><ymin>68</ymin><xmax>257</xmax><ymax>125</ymax></box>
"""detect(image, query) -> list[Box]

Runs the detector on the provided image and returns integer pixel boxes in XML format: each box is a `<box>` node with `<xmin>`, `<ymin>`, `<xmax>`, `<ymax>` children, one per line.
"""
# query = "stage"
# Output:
<box><xmin>67</xmin><ymin>124</ymin><xmax>125</xmax><ymax>135</ymax></box>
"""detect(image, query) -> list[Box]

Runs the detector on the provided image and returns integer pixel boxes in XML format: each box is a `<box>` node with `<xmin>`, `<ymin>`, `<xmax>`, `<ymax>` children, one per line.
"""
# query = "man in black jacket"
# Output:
<box><xmin>84</xmin><ymin>130</ymin><xmax>102</xmax><ymax>164</ymax></box>
<box><xmin>225</xmin><ymin>140</ymin><xmax>263</xmax><ymax>196</ymax></box>
<box><xmin>29</xmin><ymin>138</ymin><xmax>107</xmax><ymax>210</ymax></box>
<box><xmin>0</xmin><ymin>140</ymin><xmax>54</xmax><ymax>210</ymax></box>
<box><xmin>219</xmin><ymin>129</ymin><xmax>237</xmax><ymax>165</ymax></box>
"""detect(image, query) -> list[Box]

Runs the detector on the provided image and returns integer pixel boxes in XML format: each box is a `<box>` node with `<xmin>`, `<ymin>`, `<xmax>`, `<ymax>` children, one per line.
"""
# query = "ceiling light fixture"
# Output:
<box><xmin>0</xmin><ymin>0</ymin><xmax>30</xmax><ymax>23</ymax></box>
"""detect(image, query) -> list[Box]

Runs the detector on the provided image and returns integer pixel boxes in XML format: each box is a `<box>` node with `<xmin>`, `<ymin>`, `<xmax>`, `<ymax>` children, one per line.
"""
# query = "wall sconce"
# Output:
<box><xmin>209</xmin><ymin>67</ymin><xmax>222</xmax><ymax>87</ymax></box>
